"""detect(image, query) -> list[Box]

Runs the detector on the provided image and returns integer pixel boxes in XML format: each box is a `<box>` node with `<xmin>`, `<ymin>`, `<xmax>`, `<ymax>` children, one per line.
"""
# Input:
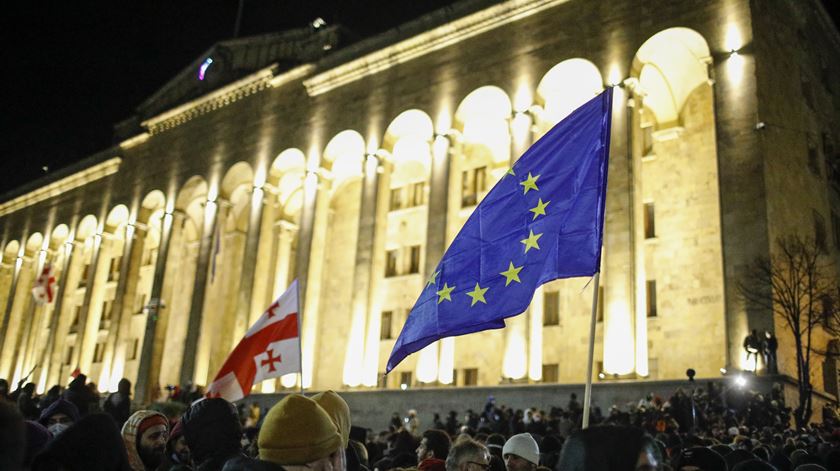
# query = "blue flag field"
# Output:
<box><xmin>386</xmin><ymin>89</ymin><xmax>614</xmax><ymax>373</ymax></box>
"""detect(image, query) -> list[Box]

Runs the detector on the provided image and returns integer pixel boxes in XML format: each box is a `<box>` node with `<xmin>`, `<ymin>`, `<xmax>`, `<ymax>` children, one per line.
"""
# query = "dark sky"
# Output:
<box><xmin>2</xmin><ymin>1</ymin><xmax>839</xmax><ymax>196</ymax></box>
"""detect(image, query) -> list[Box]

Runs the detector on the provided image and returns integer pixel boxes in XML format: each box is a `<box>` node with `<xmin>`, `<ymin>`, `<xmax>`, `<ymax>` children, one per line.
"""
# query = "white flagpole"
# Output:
<box><xmin>296</xmin><ymin>279</ymin><xmax>304</xmax><ymax>396</ymax></box>
<box><xmin>582</xmin><ymin>271</ymin><xmax>600</xmax><ymax>429</ymax></box>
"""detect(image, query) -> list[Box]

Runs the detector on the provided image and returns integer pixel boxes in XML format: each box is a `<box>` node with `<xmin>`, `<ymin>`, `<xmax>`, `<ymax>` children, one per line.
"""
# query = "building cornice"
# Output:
<box><xmin>0</xmin><ymin>158</ymin><xmax>122</xmax><ymax>217</ymax></box>
<box><xmin>303</xmin><ymin>0</ymin><xmax>570</xmax><ymax>96</ymax></box>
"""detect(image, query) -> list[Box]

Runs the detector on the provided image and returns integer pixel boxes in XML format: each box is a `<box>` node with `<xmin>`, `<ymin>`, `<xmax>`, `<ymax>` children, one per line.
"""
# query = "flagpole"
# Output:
<box><xmin>296</xmin><ymin>279</ymin><xmax>304</xmax><ymax>396</ymax></box>
<box><xmin>582</xmin><ymin>271</ymin><xmax>600</xmax><ymax>429</ymax></box>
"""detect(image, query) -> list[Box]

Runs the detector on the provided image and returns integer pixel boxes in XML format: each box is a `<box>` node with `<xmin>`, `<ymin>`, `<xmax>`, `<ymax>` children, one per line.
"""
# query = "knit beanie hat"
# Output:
<box><xmin>502</xmin><ymin>433</ymin><xmax>540</xmax><ymax>465</ymax></box>
<box><xmin>259</xmin><ymin>394</ymin><xmax>342</xmax><ymax>465</ymax></box>
<box><xmin>312</xmin><ymin>390</ymin><xmax>351</xmax><ymax>448</ymax></box>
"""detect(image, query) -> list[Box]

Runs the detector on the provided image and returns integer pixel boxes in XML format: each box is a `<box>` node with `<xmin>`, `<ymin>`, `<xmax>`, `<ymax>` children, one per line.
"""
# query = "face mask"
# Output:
<box><xmin>48</xmin><ymin>423</ymin><xmax>69</xmax><ymax>436</ymax></box>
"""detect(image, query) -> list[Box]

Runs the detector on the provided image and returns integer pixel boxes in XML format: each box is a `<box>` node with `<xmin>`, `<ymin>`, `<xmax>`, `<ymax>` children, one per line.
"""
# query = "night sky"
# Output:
<box><xmin>2</xmin><ymin>1</ymin><xmax>838</xmax><ymax>196</ymax></box>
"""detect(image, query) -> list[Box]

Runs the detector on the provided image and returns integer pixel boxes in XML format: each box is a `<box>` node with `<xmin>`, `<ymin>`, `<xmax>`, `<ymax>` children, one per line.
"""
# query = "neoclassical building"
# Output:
<box><xmin>1</xmin><ymin>0</ymin><xmax>839</xmax><ymax>405</ymax></box>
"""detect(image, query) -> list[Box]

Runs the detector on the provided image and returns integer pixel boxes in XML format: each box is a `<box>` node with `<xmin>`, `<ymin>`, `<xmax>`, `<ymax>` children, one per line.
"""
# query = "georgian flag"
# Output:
<box><xmin>32</xmin><ymin>263</ymin><xmax>56</xmax><ymax>304</ymax></box>
<box><xmin>206</xmin><ymin>280</ymin><xmax>301</xmax><ymax>401</ymax></box>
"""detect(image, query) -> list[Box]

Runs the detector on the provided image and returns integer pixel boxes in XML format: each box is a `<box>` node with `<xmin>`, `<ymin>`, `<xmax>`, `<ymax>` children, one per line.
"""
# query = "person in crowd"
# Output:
<box><xmin>673</xmin><ymin>446</ymin><xmax>727</xmax><ymax>471</ymax></box>
<box><xmin>537</xmin><ymin>435</ymin><xmax>562</xmax><ymax>469</ymax></box>
<box><xmin>502</xmin><ymin>433</ymin><xmax>539</xmax><ymax>471</ymax></box>
<box><xmin>17</xmin><ymin>381</ymin><xmax>39</xmax><ymax>419</ymax></box>
<box><xmin>256</xmin><ymin>393</ymin><xmax>344</xmax><ymax>471</ymax></box>
<box><xmin>40</xmin><ymin>384</ymin><xmax>63</xmax><ymax>410</ymax></box>
<box><xmin>182</xmin><ymin>397</ymin><xmax>247</xmax><ymax>470</ymax></box>
<box><xmin>24</xmin><ymin>420</ymin><xmax>52</xmax><ymax>467</ymax></box>
<box><xmin>764</xmin><ymin>331</ymin><xmax>778</xmax><ymax>374</ymax></box>
<box><xmin>63</xmin><ymin>373</ymin><xmax>96</xmax><ymax>416</ymax></box>
<box><xmin>445</xmin><ymin>438</ymin><xmax>490</xmax><ymax>471</ymax></box>
<box><xmin>416</xmin><ymin>429</ymin><xmax>452</xmax><ymax>470</ymax></box>
<box><xmin>38</xmin><ymin>397</ymin><xmax>80</xmax><ymax>437</ymax></box>
<box><xmin>162</xmin><ymin>419</ymin><xmax>192</xmax><ymax>470</ymax></box>
<box><xmin>31</xmin><ymin>413</ymin><xmax>132</xmax><ymax>470</ymax></box>
<box><xmin>486</xmin><ymin>433</ymin><xmax>506</xmax><ymax>460</ymax></box>
<box><xmin>105</xmin><ymin>378</ymin><xmax>133</xmax><ymax>428</ymax></box>
<box><xmin>313</xmin><ymin>390</ymin><xmax>354</xmax><ymax>471</ymax></box>
<box><xmin>743</xmin><ymin>329</ymin><xmax>763</xmax><ymax>372</ymax></box>
<box><xmin>0</xmin><ymin>378</ymin><xmax>11</xmax><ymax>402</ymax></box>
<box><xmin>0</xmin><ymin>399</ymin><xmax>26</xmax><ymax>470</ymax></box>
<box><xmin>557</xmin><ymin>426</ymin><xmax>661</xmax><ymax>471</ymax></box>
<box><xmin>123</xmin><ymin>410</ymin><xmax>170</xmax><ymax>471</ymax></box>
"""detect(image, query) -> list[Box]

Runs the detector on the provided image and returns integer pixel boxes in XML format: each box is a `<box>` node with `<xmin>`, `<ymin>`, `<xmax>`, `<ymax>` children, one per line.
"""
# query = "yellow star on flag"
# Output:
<box><xmin>520</xmin><ymin>172</ymin><xmax>540</xmax><ymax>194</ymax></box>
<box><xmin>529</xmin><ymin>198</ymin><xmax>550</xmax><ymax>220</ymax></box>
<box><xmin>500</xmin><ymin>262</ymin><xmax>523</xmax><ymax>286</ymax></box>
<box><xmin>426</xmin><ymin>270</ymin><xmax>440</xmax><ymax>287</ymax></box>
<box><xmin>436</xmin><ymin>282</ymin><xmax>455</xmax><ymax>304</ymax></box>
<box><xmin>520</xmin><ymin>230</ymin><xmax>543</xmax><ymax>253</ymax></box>
<box><xmin>507</xmin><ymin>167</ymin><xmax>516</xmax><ymax>176</ymax></box>
<box><xmin>466</xmin><ymin>282</ymin><xmax>488</xmax><ymax>306</ymax></box>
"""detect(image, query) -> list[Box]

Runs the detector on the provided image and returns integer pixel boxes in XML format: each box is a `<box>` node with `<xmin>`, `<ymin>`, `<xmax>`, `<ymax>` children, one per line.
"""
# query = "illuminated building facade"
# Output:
<box><xmin>1</xmin><ymin>0</ymin><xmax>839</xmax><ymax>408</ymax></box>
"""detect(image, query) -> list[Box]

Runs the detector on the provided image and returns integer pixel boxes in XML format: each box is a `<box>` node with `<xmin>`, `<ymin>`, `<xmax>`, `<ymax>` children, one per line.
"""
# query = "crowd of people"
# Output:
<box><xmin>1</xmin><ymin>373</ymin><xmax>839</xmax><ymax>471</ymax></box>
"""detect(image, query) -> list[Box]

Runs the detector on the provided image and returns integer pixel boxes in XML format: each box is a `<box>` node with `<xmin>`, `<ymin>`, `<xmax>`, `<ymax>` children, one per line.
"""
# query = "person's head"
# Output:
<box><xmin>674</xmin><ymin>446</ymin><xmax>727</xmax><ymax>471</ymax></box>
<box><xmin>0</xmin><ymin>378</ymin><xmax>9</xmax><ymax>395</ymax></box>
<box><xmin>181</xmin><ymin>397</ymin><xmax>243</xmax><ymax>464</ymax></box>
<box><xmin>22</xmin><ymin>382</ymin><xmax>36</xmax><ymax>395</ymax></box>
<box><xmin>122</xmin><ymin>410</ymin><xmax>169</xmax><ymax>471</ymax></box>
<box><xmin>502</xmin><ymin>433</ymin><xmax>539</xmax><ymax>471</ymax></box>
<box><xmin>24</xmin><ymin>420</ymin><xmax>51</xmax><ymax>466</ymax></box>
<box><xmin>259</xmin><ymin>394</ymin><xmax>344</xmax><ymax>471</ymax></box>
<box><xmin>445</xmin><ymin>438</ymin><xmax>490</xmax><ymax>471</ymax></box>
<box><xmin>38</xmin><ymin>398</ymin><xmax>80</xmax><ymax>436</ymax></box>
<box><xmin>118</xmin><ymin>378</ymin><xmax>131</xmax><ymax>395</ymax></box>
<box><xmin>418</xmin><ymin>429</ymin><xmax>452</xmax><ymax>461</ymax></box>
<box><xmin>313</xmin><ymin>390</ymin><xmax>352</xmax><ymax>448</ymax></box>
<box><xmin>557</xmin><ymin>426</ymin><xmax>661</xmax><ymax>471</ymax></box>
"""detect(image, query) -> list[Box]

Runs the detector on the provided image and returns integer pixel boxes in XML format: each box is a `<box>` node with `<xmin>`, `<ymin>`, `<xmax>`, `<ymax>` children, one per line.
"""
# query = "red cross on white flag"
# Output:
<box><xmin>31</xmin><ymin>263</ymin><xmax>56</xmax><ymax>305</ymax></box>
<box><xmin>206</xmin><ymin>280</ymin><xmax>301</xmax><ymax>401</ymax></box>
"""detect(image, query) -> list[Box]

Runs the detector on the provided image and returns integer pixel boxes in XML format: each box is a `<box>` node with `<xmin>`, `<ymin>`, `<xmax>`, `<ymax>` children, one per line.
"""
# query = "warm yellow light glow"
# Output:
<box><xmin>725</xmin><ymin>24</ymin><xmax>742</xmax><ymax>53</ymax></box>
<box><xmin>416</xmin><ymin>343</ymin><xmax>439</xmax><ymax>383</ymax></box>
<box><xmin>261</xmin><ymin>381</ymin><xmax>276</xmax><ymax>393</ymax></box>
<box><xmin>607</xmin><ymin>64</ymin><xmax>623</xmax><ymax>87</ymax></box>
<box><xmin>253</xmin><ymin>165</ymin><xmax>267</xmax><ymax>189</ymax></box>
<box><xmin>433</xmin><ymin>135</ymin><xmax>450</xmax><ymax>164</ymax></box>
<box><xmin>281</xmin><ymin>373</ymin><xmax>297</xmax><ymax>388</ymax></box>
<box><xmin>528</xmin><ymin>287</ymin><xmax>543</xmax><ymax>381</ymax></box>
<box><xmin>603</xmin><ymin>301</ymin><xmax>634</xmax><ymax>375</ymax></box>
<box><xmin>437</xmin><ymin>337</ymin><xmax>455</xmax><ymax>384</ymax></box>
<box><xmin>207</xmin><ymin>183</ymin><xmax>219</xmax><ymax>203</ymax></box>
<box><xmin>726</xmin><ymin>52</ymin><xmax>745</xmax><ymax>85</ymax></box>
<box><xmin>392</xmin><ymin>137</ymin><xmax>432</xmax><ymax>178</ymax></box>
<box><xmin>740</xmin><ymin>351</ymin><xmax>757</xmax><ymax>372</ymax></box>
<box><xmin>366</xmin><ymin>134</ymin><xmax>380</xmax><ymax>156</ymax></box>
<box><xmin>365</xmin><ymin>154</ymin><xmax>379</xmax><ymax>179</ymax></box>
<box><xmin>343</xmin><ymin>305</ymin><xmax>367</xmax><ymax>387</ymax></box>
<box><xmin>435</xmin><ymin>104</ymin><xmax>452</xmax><ymax>135</ymax></box>
<box><xmin>511</xmin><ymin>112</ymin><xmax>532</xmax><ymax>148</ymax></box>
<box><xmin>538</xmin><ymin>58</ymin><xmax>603</xmax><ymax>125</ymax></box>
<box><xmin>513</xmin><ymin>85</ymin><xmax>533</xmax><ymax>113</ymax></box>
<box><xmin>304</xmin><ymin>171</ymin><xmax>318</xmax><ymax>201</ymax></box>
<box><xmin>386</xmin><ymin>110</ymin><xmax>434</xmax><ymax>145</ymax></box>
<box><xmin>502</xmin><ymin>332</ymin><xmax>528</xmax><ymax>379</ymax></box>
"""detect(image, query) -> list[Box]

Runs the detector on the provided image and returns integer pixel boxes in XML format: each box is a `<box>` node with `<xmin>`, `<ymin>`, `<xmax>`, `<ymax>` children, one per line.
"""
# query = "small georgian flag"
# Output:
<box><xmin>206</xmin><ymin>280</ymin><xmax>301</xmax><ymax>402</ymax></box>
<box><xmin>32</xmin><ymin>263</ymin><xmax>57</xmax><ymax>305</ymax></box>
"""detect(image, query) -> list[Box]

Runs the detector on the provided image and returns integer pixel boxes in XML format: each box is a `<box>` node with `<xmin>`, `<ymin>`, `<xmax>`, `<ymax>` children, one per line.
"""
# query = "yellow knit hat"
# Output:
<box><xmin>259</xmin><ymin>394</ymin><xmax>342</xmax><ymax>465</ymax></box>
<box><xmin>312</xmin><ymin>390</ymin><xmax>351</xmax><ymax>448</ymax></box>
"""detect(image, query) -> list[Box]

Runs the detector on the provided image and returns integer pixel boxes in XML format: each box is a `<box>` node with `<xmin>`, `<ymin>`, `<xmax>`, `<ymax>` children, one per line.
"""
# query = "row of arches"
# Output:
<box><xmin>0</xmin><ymin>27</ymin><xmax>723</xmax><ymax>392</ymax></box>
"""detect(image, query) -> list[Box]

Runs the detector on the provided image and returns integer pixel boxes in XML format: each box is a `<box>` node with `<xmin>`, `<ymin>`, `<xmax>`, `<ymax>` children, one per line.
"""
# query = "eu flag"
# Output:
<box><xmin>386</xmin><ymin>89</ymin><xmax>613</xmax><ymax>373</ymax></box>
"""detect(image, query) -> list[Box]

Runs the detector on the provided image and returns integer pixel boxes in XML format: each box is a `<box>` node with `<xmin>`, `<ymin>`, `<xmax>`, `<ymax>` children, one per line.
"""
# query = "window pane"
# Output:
<box><xmin>389</xmin><ymin>188</ymin><xmax>403</xmax><ymax>211</ymax></box>
<box><xmin>462</xmin><ymin>170</ymin><xmax>476</xmax><ymax>207</ymax></box>
<box><xmin>543</xmin><ymin>290</ymin><xmax>559</xmax><ymax>326</ymax></box>
<box><xmin>646</xmin><ymin>280</ymin><xmax>657</xmax><ymax>317</ymax></box>
<box><xmin>409</xmin><ymin>246</ymin><xmax>421</xmax><ymax>274</ymax></box>
<box><xmin>542</xmin><ymin>364</ymin><xmax>559</xmax><ymax>383</ymax></box>
<box><xmin>385</xmin><ymin>250</ymin><xmax>398</xmax><ymax>277</ymax></box>
<box><xmin>644</xmin><ymin>203</ymin><xmax>655</xmax><ymax>239</ymax></box>
<box><xmin>380</xmin><ymin>311</ymin><xmax>393</xmax><ymax>340</ymax></box>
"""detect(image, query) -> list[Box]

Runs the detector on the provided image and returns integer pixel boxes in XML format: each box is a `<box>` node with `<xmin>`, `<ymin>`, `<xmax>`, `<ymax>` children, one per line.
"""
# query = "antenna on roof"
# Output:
<box><xmin>233</xmin><ymin>0</ymin><xmax>245</xmax><ymax>38</ymax></box>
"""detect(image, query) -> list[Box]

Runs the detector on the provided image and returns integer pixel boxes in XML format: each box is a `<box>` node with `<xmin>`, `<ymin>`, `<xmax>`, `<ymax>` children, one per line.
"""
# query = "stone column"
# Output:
<box><xmin>0</xmin><ymin>255</ymin><xmax>24</xmax><ymax>374</ymax></box>
<box><xmin>180</xmin><ymin>198</ymin><xmax>222</xmax><ymax>387</ymax></box>
<box><xmin>135</xmin><ymin>211</ymin><xmax>175</xmax><ymax>402</ymax></box>
<box><xmin>71</xmin><ymin>233</ymin><xmax>106</xmax><ymax>371</ymax></box>
<box><xmin>602</xmin><ymin>86</ymin><xmax>636</xmax><ymax>376</ymax></box>
<box><xmin>39</xmin><ymin>242</ymin><xmax>75</xmax><ymax>388</ymax></box>
<box><xmin>249</xmin><ymin>189</ymin><xmax>277</xmax><ymax>319</ymax></box>
<box><xmin>100</xmin><ymin>222</ymin><xmax>143</xmax><ymax>389</ymax></box>
<box><xmin>46</xmin><ymin>241</ymin><xmax>86</xmax><ymax>387</ymax></box>
<box><xmin>297</xmin><ymin>170</ymin><xmax>329</xmax><ymax>388</ymax></box>
<box><xmin>15</xmin><ymin>253</ymin><xmax>46</xmax><ymax>383</ymax></box>
<box><xmin>75</xmin><ymin>233</ymin><xmax>113</xmax><ymax>374</ymax></box>
<box><xmin>233</xmin><ymin>187</ymin><xmax>265</xmax><ymax>341</ymax></box>
<box><xmin>351</xmin><ymin>155</ymin><xmax>384</xmax><ymax>386</ymax></box>
<box><xmin>425</xmin><ymin>134</ymin><xmax>454</xmax><ymax>383</ymax></box>
<box><xmin>272</xmin><ymin>221</ymin><xmax>297</xmax><ymax>299</ymax></box>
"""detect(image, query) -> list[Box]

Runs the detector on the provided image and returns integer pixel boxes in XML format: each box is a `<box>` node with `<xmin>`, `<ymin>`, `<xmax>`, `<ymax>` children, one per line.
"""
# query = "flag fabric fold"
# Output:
<box><xmin>386</xmin><ymin>89</ymin><xmax>613</xmax><ymax>373</ymax></box>
<box><xmin>206</xmin><ymin>279</ymin><xmax>301</xmax><ymax>401</ymax></box>
<box><xmin>32</xmin><ymin>262</ymin><xmax>56</xmax><ymax>304</ymax></box>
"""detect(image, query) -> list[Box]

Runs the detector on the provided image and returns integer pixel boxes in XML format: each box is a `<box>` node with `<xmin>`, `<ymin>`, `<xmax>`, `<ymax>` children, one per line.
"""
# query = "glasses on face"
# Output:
<box><xmin>466</xmin><ymin>461</ymin><xmax>491</xmax><ymax>471</ymax></box>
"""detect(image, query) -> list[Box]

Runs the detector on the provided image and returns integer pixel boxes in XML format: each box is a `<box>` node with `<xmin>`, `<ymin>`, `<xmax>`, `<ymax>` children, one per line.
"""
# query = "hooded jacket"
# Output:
<box><xmin>122</xmin><ymin>410</ymin><xmax>170</xmax><ymax>471</ymax></box>
<box><xmin>38</xmin><ymin>398</ymin><xmax>81</xmax><ymax>425</ymax></box>
<box><xmin>30</xmin><ymin>413</ymin><xmax>132</xmax><ymax>471</ymax></box>
<box><xmin>182</xmin><ymin>398</ymin><xmax>246</xmax><ymax>471</ymax></box>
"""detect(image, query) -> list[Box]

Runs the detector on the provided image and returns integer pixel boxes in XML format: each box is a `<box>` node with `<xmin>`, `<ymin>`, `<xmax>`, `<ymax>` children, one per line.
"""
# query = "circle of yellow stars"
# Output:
<box><xmin>428</xmin><ymin>165</ymin><xmax>551</xmax><ymax>308</ymax></box>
